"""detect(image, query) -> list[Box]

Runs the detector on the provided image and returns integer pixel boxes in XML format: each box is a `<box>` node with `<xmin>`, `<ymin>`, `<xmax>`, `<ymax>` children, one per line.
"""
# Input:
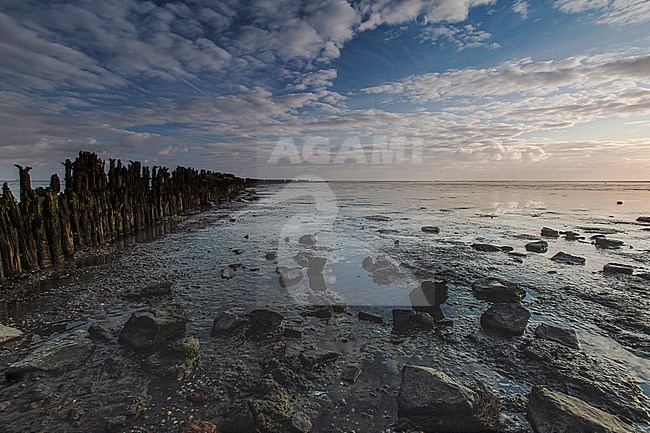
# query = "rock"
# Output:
<box><xmin>526</xmin><ymin>241</ymin><xmax>549</xmax><ymax>253</ymax></box>
<box><xmin>119</xmin><ymin>305</ymin><xmax>188</xmax><ymax>353</ymax></box>
<box><xmin>265</xmin><ymin>251</ymin><xmax>277</xmax><ymax>260</ymax></box>
<box><xmin>472</xmin><ymin>277</ymin><xmax>526</xmax><ymax>303</ymax></box>
<box><xmin>283</xmin><ymin>328</ymin><xmax>302</xmax><ymax>339</ymax></box>
<box><xmin>279</xmin><ymin>268</ymin><xmax>303</xmax><ymax>287</ymax></box>
<box><xmin>145</xmin><ymin>336</ymin><xmax>200</xmax><ymax>380</ymax></box>
<box><xmin>358</xmin><ymin>311</ymin><xmax>384</xmax><ymax>324</ymax></box>
<box><xmin>362</xmin><ymin>256</ymin><xmax>374</xmax><ymax>271</ymax></box>
<box><xmin>365</xmin><ymin>215</ymin><xmax>392</xmax><ymax>222</ymax></box>
<box><xmin>541</xmin><ymin>227</ymin><xmax>560</xmax><ymax>238</ymax></box>
<box><xmin>551</xmin><ymin>252</ymin><xmax>586</xmax><ymax>265</ymax></box>
<box><xmin>229</xmin><ymin>263</ymin><xmax>244</xmax><ymax>270</ymax></box>
<box><xmin>212</xmin><ymin>310</ymin><xmax>246</xmax><ymax>336</ymax></box>
<box><xmin>595</xmin><ymin>238</ymin><xmax>624</xmax><ymax>249</ymax></box>
<box><xmin>534</xmin><ymin>323</ymin><xmax>580</xmax><ymax>350</ymax></box>
<box><xmin>409</xmin><ymin>280</ymin><xmax>449</xmax><ymax>314</ymax></box>
<box><xmin>637</xmin><ymin>216</ymin><xmax>650</xmax><ymax>223</ymax></box>
<box><xmin>232</xmin><ymin>248</ymin><xmax>244</xmax><ymax>255</ymax></box>
<box><xmin>0</xmin><ymin>324</ymin><xmax>23</xmax><ymax>344</ymax></box>
<box><xmin>245</xmin><ymin>309</ymin><xmax>283</xmax><ymax>339</ymax></box>
<box><xmin>248</xmin><ymin>377</ymin><xmax>312</xmax><ymax>433</ymax></box>
<box><xmin>88</xmin><ymin>323</ymin><xmax>113</xmax><ymax>342</ymax></box>
<box><xmin>397</xmin><ymin>365</ymin><xmax>500</xmax><ymax>432</ymax></box>
<box><xmin>499</xmin><ymin>246</ymin><xmax>514</xmax><ymax>252</ymax></box>
<box><xmin>603</xmin><ymin>263</ymin><xmax>634</xmax><ymax>275</ymax></box>
<box><xmin>617</xmin><ymin>201</ymin><xmax>623</xmax><ymax>205</ymax></box>
<box><xmin>563</xmin><ymin>231</ymin><xmax>583</xmax><ymax>241</ymax></box>
<box><xmin>301</xmin><ymin>306</ymin><xmax>332</xmax><ymax>319</ymax></box>
<box><xmin>480</xmin><ymin>303</ymin><xmax>530</xmax><ymax>337</ymax></box>
<box><xmin>299</xmin><ymin>234</ymin><xmax>317</xmax><ymax>245</ymax></box>
<box><xmin>421</xmin><ymin>226</ymin><xmax>440</xmax><ymax>234</ymax></box>
<box><xmin>299</xmin><ymin>350</ymin><xmax>339</xmax><ymax>369</ymax></box>
<box><xmin>472</xmin><ymin>243</ymin><xmax>502</xmax><ymax>252</ymax></box>
<box><xmin>221</xmin><ymin>268</ymin><xmax>234</xmax><ymax>279</ymax></box>
<box><xmin>341</xmin><ymin>365</ymin><xmax>362</xmax><ymax>383</ymax></box>
<box><xmin>392</xmin><ymin>309</ymin><xmax>435</xmax><ymax>334</ymax></box>
<box><xmin>183</xmin><ymin>419</ymin><xmax>217</xmax><ymax>433</ymax></box>
<box><xmin>6</xmin><ymin>330</ymin><xmax>96</xmax><ymax>380</ymax></box>
<box><xmin>222</xmin><ymin>407</ymin><xmax>256</xmax><ymax>433</ymax></box>
<box><xmin>528</xmin><ymin>386</ymin><xmax>636</xmax><ymax>433</ymax></box>
<box><xmin>307</xmin><ymin>257</ymin><xmax>327</xmax><ymax>275</ymax></box>
<box><xmin>294</xmin><ymin>250</ymin><xmax>315</xmax><ymax>267</ymax></box>
<box><xmin>123</xmin><ymin>281</ymin><xmax>175</xmax><ymax>299</ymax></box>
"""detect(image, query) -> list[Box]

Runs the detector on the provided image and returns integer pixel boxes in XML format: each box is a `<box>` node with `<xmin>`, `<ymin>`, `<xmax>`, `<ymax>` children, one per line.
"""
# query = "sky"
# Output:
<box><xmin>0</xmin><ymin>0</ymin><xmax>649</xmax><ymax>181</ymax></box>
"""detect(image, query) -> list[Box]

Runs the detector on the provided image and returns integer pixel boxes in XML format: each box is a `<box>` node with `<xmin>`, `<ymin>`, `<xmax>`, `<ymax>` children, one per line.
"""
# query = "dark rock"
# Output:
<box><xmin>603</xmin><ymin>263</ymin><xmax>634</xmax><ymax>275</ymax></box>
<box><xmin>409</xmin><ymin>281</ymin><xmax>449</xmax><ymax>314</ymax></box>
<box><xmin>279</xmin><ymin>268</ymin><xmax>303</xmax><ymax>287</ymax></box>
<box><xmin>88</xmin><ymin>323</ymin><xmax>113</xmax><ymax>342</ymax></box>
<box><xmin>365</xmin><ymin>215</ymin><xmax>391</xmax><ymax>222</ymax></box>
<box><xmin>248</xmin><ymin>377</ymin><xmax>312</xmax><ymax>433</ymax></box>
<box><xmin>222</xmin><ymin>407</ymin><xmax>256</xmax><ymax>433</ymax></box>
<box><xmin>397</xmin><ymin>365</ymin><xmax>500</xmax><ymax>432</ymax></box>
<box><xmin>341</xmin><ymin>365</ymin><xmax>362</xmax><ymax>383</ymax></box>
<box><xmin>617</xmin><ymin>201</ymin><xmax>624</xmax><ymax>205</ymax></box>
<box><xmin>595</xmin><ymin>238</ymin><xmax>624</xmax><ymax>249</ymax></box>
<box><xmin>265</xmin><ymin>251</ymin><xmax>277</xmax><ymax>260</ymax></box>
<box><xmin>299</xmin><ymin>350</ymin><xmax>339</xmax><ymax>369</ymax></box>
<box><xmin>231</xmin><ymin>248</ymin><xmax>244</xmax><ymax>255</ymax></box>
<box><xmin>307</xmin><ymin>257</ymin><xmax>327</xmax><ymax>275</ymax></box>
<box><xmin>212</xmin><ymin>310</ymin><xmax>246</xmax><ymax>336</ymax></box>
<box><xmin>245</xmin><ymin>309</ymin><xmax>283</xmax><ymax>339</ymax></box>
<box><xmin>551</xmin><ymin>252</ymin><xmax>586</xmax><ymax>265</ymax></box>
<box><xmin>123</xmin><ymin>281</ymin><xmax>175</xmax><ymax>299</ymax></box>
<box><xmin>528</xmin><ymin>386</ymin><xmax>635</xmax><ymax>433</ymax></box>
<box><xmin>541</xmin><ymin>227</ymin><xmax>560</xmax><ymax>238</ymax></box>
<box><xmin>637</xmin><ymin>216</ymin><xmax>650</xmax><ymax>223</ymax></box>
<box><xmin>637</xmin><ymin>273</ymin><xmax>650</xmax><ymax>281</ymax></box>
<box><xmin>301</xmin><ymin>306</ymin><xmax>332</xmax><ymax>319</ymax></box>
<box><xmin>392</xmin><ymin>309</ymin><xmax>435</xmax><ymax>334</ymax></box>
<box><xmin>229</xmin><ymin>263</ymin><xmax>244</xmax><ymax>270</ymax></box>
<box><xmin>421</xmin><ymin>226</ymin><xmax>440</xmax><ymax>234</ymax></box>
<box><xmin>472</xmin><ymin>243</ymin><xmax>502</xmax><ymax>252</ymax></box>
<box><xmin>562</xmin><ymin>231</ymin><xmax>583</xmax><ymax>240</ymax></box>
<box><xmin>526</xmin><ymin>241</ymin><xmax>548</xmax><ymax>253</ymax></box>
<box><xmin>534</xmin><ymin>323</ymin><xmax>580</xmax><ymax>350</ymax></box>
<box><xmin>283</xmin><ymin>328</ymin><xmax>302</xmax><ymax>339</ymax></box>
<box><xmin>6</xmin><ymin>330</ymin><xmax>96</xmax><ymax>380</ymax></box>
<box><xmin>358</xmin><ymin>311</ymin><xmax>384</xmax><ymax>324</ymax></box>
<box><xmin>480</xmin><ymin>303</ymin><xmax>530</xmax><ymax>337</ymax></box>
<box><xmin>144</xmin><ymin>335</ymin><xmax>200</xmax><ymax>380</ymax></box>
<box><xmin>299</xmin><ymin>234</ymin><xmax>317</xmax><ymax>245</ymax></box>
<box><xmin>472</xmin><ymin>277</ymin><xmax>526</xmax><ymax>303</ymax></box>
<box><xmin>499</xmin><ymin>246</ymin><xmax>514</xmax><ymax>252</ymax></box>
<box><xmin>119</xmin><ymin>305</ymin><xmax>188</xmax><ymax>353</ymax></box>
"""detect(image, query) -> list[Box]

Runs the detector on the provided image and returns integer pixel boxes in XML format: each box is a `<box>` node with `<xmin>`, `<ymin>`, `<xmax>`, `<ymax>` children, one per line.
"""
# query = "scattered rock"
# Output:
<box><xmin>299</xmin><ymin>350</ymin><xmax>339</xmax><ymax>369</ymax></box>
<box><xmin>183</xmin><ymin>419</ymin><xmax>217</xmax><ymax>433</ymax></box>
<box><xmin>265</xmin><ymin>251</ymin><xmax>277</xmax><ymax>260</ymax></box>
<box><xmin>563</xmin><ymin>231</ymin><xmax>583</xmax><ymax>241</ymax></box>
<box><xmin>409</xmin><ymin>280</ymin><xmax>448</xmax><ymax>313</ymax></box>
<box><xmin>595</xmin><ymin>238</ymin><xmax>624</xmax><ymax>249</ymax></box>
<box><xmin>421</xmin><ymin>226</ymin><xmax>440</xmax><ymax>234</ymax></box>
<box><xmin>472</xmin><ymin>243</ymin><xmax>502</xmax><ymax>252</ymax></box>
<box><xmin>541</xmin><ymin>227</ymin><xmax>560</xmax><ymax>238</ymax></box>
<box><xmin>534</xmin><ymin>323</ymin><xmax>580</xmax><ymax>350</ymax></box>
<box><xmin>528</xmin><ymin>386</ymin><xmax>635</xmax><ymax>433</ymax></box>
<box><xmin>299</xmin><ymin>234</ymin><xmax>317</xmax><ymax>246</ymax></box>
<box><xmin>526</xmin><ymin>241</ymin><xmax>549</xmax><ymax>253</ymax></box>
<box><xmin>0</xmin><ymin>324</ymin><xmax>24</xmax><ymax>344</ymax></box>
<box><xmin>392</xmin><ymin>309</ymin><xmax>435</xmax><ymax>334</ymax></box>
<box><xmin>551</xmin><ymin>252</ymin><xmax>586</xmax><ymax>265</ymax></box>
<box><xmin>499</xmin><ymin>246</ymin><xmax>514</xmax><ymax>252</ymax></box>
<box><xmin>358</xmin><ymin>311</ymin><xmax>384</xmax><ymax>324</ymax></box>
<box><xmin>88</xmin><ymin>323</ymin><xmax>113</xmax><ymax>342</ymax></box>
<box><xmin>212</xmin><ymin>310</ymin><xmax>246</xmax><ymax>336</ymax></box>
<box><xmin>119</xmin><ymin>305</ymin><xmax>188</xmax><ymax>353</ymax></box>
<box><xmin>6</xmin><ymin>330</ymin><xmax>96</xmax><ymax>380</ymax></box>
<box><xmin>245</xmin><ymin>309</ymin><xmax>284</xmax><ymax>339</ymax></box>
<box><xmin>397</xmin><ymin>365</ymin><xmax>500</xmax><ymax>432</ymax></box>
<box><xmin>365</xmin><ymin>215</ymin><xmax>391</xmax><ymax>222</ymax></box>
<box><xmin>636</xmin><ymin>216</ymin><xmax>650</xmax><ymax>223</ymax></box>
<box><xmin>283</xmin><ymin>328</ymin><xmax>302</xmax><ymax>339</ymax></box>
<box><xmin>279</xmin><ymin>268</ymin><xmax>303</xmax><ymax>287</ymax></box>
<box><xmin>472</xmin><ymin>277</ymin><xmax>526</xmax><ymax>303</ymax></box>
<box><xmin>480</xmin><ymin>303</ymin><xmax>530</xmax><ymax>337</ymax></box>
<box><xmin>248</xmin><ymin>377</ymin><xmax>312</xmax><ymax>433</ymax></box>
<box><xmin>341</xmin><ymin>365</ymin><xmax>362</xmax><ymax>383</ymax></box>
<box><xmin>603</xmin><ymin>263</ymin><xmax>634</xmax><ymax>275</ymax></box>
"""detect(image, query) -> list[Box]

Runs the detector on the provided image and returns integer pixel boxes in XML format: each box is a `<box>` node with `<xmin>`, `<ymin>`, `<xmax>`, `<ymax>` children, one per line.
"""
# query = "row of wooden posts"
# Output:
<box><xmin>0</xmin><ymin>151</ymin><xmax>251</xmax><ymax>284</ymax></box>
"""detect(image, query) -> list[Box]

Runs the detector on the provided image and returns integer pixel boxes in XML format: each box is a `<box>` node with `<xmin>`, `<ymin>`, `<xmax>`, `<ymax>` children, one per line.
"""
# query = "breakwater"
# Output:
<box><xmin>0</xmin><ymin>151</ymin><xmax>250</xmax><ymax>283</ymax></box>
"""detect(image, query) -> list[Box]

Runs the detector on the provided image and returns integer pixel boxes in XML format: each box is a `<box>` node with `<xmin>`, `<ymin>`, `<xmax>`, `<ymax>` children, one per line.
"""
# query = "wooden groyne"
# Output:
<box><xmin>0</xmin><ymin>151</ymin><xmax>251</xmax><ymax>284</ymax></box>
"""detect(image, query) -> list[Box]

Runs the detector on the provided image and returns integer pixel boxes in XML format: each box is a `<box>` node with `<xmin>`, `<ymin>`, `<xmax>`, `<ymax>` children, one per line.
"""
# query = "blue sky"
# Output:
<box><xmin>0</xmin><ymin>0</ymin><xmax>649</xmax><ymax>181</ymax></box>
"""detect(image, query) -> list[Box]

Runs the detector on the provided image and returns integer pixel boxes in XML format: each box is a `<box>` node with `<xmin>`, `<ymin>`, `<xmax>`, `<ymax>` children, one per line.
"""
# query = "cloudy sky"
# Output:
<box><xmin>0</xmin><ymin>0</ymin><xmax>649</xmax><ymax>181</ymax></box>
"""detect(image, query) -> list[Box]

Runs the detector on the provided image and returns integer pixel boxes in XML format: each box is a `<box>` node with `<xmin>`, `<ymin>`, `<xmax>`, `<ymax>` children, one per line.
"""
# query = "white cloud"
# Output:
<box><xmin>554</xmin><ymin>0</ymin><xmax>650</xmax><ymax>25</ymax></box>
<box><xmin>419</xmin><ymin>24</ymin><xmax>500</xmax><ymax>50</ymax></box>
<box><xmin>511</xmin><ymin>0</ymin><xmax>529</xmax><ymax>18</ymax></box>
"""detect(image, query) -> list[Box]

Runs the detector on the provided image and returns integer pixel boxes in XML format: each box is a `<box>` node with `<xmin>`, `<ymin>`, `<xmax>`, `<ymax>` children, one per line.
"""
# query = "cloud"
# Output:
<box><xmin>419</xmin><ymin>24</ymin><xmax>500</xmax><ymax>50</ymax></box>
<box><xmin>553</xmin><ymin>0</ymin><xmax>650</xmax><ymax>25</ymax></box>
<box><xmin>511</xmin><ymin>0</ymin><xmax>529</xmax><ymax>18</ymax></box>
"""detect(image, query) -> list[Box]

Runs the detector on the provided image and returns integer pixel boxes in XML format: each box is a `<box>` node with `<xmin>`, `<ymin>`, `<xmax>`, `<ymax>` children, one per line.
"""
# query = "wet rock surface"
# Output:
<box><xmin>481</xmin><ymin>303</ymin><xmax>531</xmax><ymax>336</ymax></box>
<box><xmin>472</xmin><ymin>277</ymin><xmax>526</xmax><ymax>303</ymax></box>
<box><xmin>534</xmin><ymin>323</ymin><xmax>580</xmax><ymax>350</ymax></box>
<box><xmin>551</xmin><ymin>252</ymin><xmax>586</xmax><ymax>265</ymax></box>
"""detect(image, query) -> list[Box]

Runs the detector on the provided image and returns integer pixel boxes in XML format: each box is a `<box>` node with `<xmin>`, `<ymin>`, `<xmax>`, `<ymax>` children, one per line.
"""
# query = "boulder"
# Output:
<box><xmin>119</xmin><ymin>305</ymin><xmax>188</xmax><ymax>353</ymax></box>
<box><xmin>421</xmin><ymin>226</ymin><xmax>440</xmax><ymax>234</ymax></box>
<box><xmin>409</xmin><ymin>280</ymin><xmax>449</xmax><ymax>313</ymax></box>
<box><xmin>245</xmin><ymin>309</ymin><xmax>283</xmax><ymax>339</ymax></box>
<box><xmin>471</xmin><ymin>277</ymin><xmax>526</xmax><ymax>303</ymax></box>
<box><xmin>392</xmin><ymin>309</ymin><xmax>435</xmax><ymax>334</ymax></box>
<box><xmin>472</xmin><ymin>243</ymin><xmax>502</xmax><ymax>252</ymax></box>
<box><xmin>595</xmin><ymin>238</ymin><xmax>624</xmax><ymax>249</ymax></box>
<box><xmin>0</xmin><ymin>324</ymin><xmax>23</xmax><ymax>344</ymax></box>
<box><xmin>480</xmin><ymin>303</ymin><xmax>530</xmax><ymax>337</ymax></box>
<box><xmin>563</xmin><ymin>231</ymin><xmax>583</xmax><ymax>241</ymax></box>
<box><xmin>397</xmin><ymin>365</ymin><xmax>500</xmax><ymax>432</ymax></box>
<box><xmin>279</xmin><ymin>268</ymin><xmax>303</xmax><ymax>287</ymax></box>
<box><xmin>541</xmin><ymin>227</ymin><xmax>560</xmax><ymax>238</ymax></box>
<box><xmin>603</xmin><ymin>263</ymin><xmax>634</xmax><ymax>275</ymax></box>
<box><xmin>528</xmin><ymin>386</ymin><xmax>636</xmax><ymax>433</ymax></box>
<box><xmin>6</xmin><ymin>330</ymin><xmax>96</xmax><ymax>379</ymax></box>
<box><xmin>212</xmin><ymin>310</ymin><xmax>246</xmax><ymax>336</ymax></box>
<box><xmin>526</xmin><ymin>241</ymin><xmax>549</xmax><ymax>253</ymax></box>
<box><xmin>551</xmin><ymin>252</ymin><xmax>586</xmax><ymax>265</ymax></box>
<box><xmin>534</xmin><ymin>323</ymin><xmax>580</xmax><ymax>350</ymax></box>
<box><xmin>299</xmin><ymin>234</ymin><xmax>317</xmax><ymax>246</ymax></box>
